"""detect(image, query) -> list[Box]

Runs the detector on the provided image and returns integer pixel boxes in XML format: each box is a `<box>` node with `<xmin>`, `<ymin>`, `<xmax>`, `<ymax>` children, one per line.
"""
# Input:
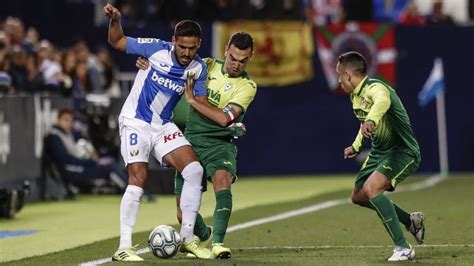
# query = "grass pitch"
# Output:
<box><xmin>1</xmin><ymin>174</ymin><xmax>473</xmax><ymax>265</ymax></box>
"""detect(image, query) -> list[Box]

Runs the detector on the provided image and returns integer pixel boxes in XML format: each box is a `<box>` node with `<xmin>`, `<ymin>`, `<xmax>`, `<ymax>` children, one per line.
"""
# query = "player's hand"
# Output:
<box><xmin>344</xmin><ymin>146</ymin><xmax>358</xmax><ymax>159</ymax></box>
<box><xmin>103</xmin><ymin>3</ymin><xmax>121</xmax><ymax>20</ymax></box>
<box><xmin>184</xmin><ymin>71</ymin><xmax>196</xmax><ymax>104</ymax></box>
<box><xmin>136</xmin><ymin>56</ymin><xmax>150</xmax><ymax>70</ymax></box>
<box><xmin>361</xmin><ymin>120</ymin><xmax>375</xmax><ymax>138</ymax></box>
<box><xmin>228</xmin><ymin>122</ymin><xmax>247</xmax><ymax>139</ymax></box>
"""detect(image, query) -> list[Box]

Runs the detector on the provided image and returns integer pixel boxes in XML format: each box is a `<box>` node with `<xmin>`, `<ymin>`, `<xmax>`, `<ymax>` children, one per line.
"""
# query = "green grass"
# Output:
<box><xmin>2</xmin><ymin>174</ymin><xmax>473</xmax><ymax>265</ymax></box>
<box><xmin>0</xmin><ymin>175</ymin><xmax>353</xmax><ymax>262</ymax></box>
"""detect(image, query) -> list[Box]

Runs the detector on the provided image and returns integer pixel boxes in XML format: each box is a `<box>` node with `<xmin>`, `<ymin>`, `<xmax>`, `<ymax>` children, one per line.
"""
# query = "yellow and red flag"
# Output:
<box><xmin>213</xmin><ymin>21</ymin><xmax>314</xmax><ymax>86</ymax></box>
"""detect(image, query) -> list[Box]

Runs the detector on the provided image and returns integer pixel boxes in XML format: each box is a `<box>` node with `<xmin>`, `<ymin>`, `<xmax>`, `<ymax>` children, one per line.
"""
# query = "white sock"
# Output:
<box><xmin>179</xmin><ymin>161</ymin><xmax>203</xmax><ymax>243</ymax></box>
<box><xmin>118</xmin><ymin>185</ymin><xmax>144</xmax><ymax>250</ymax></box>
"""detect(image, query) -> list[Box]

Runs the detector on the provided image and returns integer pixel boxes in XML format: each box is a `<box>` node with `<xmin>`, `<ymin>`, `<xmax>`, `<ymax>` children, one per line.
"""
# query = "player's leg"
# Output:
<box><xmin>113</xmin><ymin>118</ymin><xmax>151</xmax><ymax>261</ymax></box>
<box><xmin>157</xmin><ymin>123</ymin><xmax>212</xmax><ymax>259</ymax></box>
<box><xmin>351</xmin><ymin>154</ymin><xmax>413</xmax><ymax>230</ymax></box>
<box><xmin>164</xmin><ymin>146</ymin><xmax>214</xmax><ymax>259</ymax></box>
<box><xmin>118</xmin><ymin>162</ymin><xmax>147</xmax><ymax>247</ymax></box>
<box><xmin>351</xmin><ymin>187</ymin><xmax>412</xmax><ymax>229</ymax></box>
<box><xmin>175</xmin><ymin>171</ymin><xmax>211</xmax><ymax>243</ymax></box>
<box><xmin>196</xmin><ymin>140</ymin><xmax>236</xmax><ymax>259</ymax></box>
<box><xmin>164</xmin><ymin>146</ymin><xmax>202</xmax><ymax>240</ymax></box>
<box><xmin>210</xmin><ymin>170</ymin><xmax>233</xmax><ymax>259</ymax></box>
<box><xmin>364</xmin><ymin>171</ymin><xmax>414</xmax><ymax>261</ymax></box>
<box><xmin>378</xmin><ymin>153</ymin><xmax>424</xmax><ymax>245</ymax></box>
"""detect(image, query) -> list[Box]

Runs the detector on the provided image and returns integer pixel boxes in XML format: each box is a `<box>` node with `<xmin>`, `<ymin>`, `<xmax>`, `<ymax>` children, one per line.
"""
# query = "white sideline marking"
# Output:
<box><xmin>79</xmin><ymin>175</ymin><xmax>446</xmax><ymax>265</ymax></box>
<box><xmin>234</xmin><ymin>244</ymin><xmax>474</xmax><ymax>250</ymax></box>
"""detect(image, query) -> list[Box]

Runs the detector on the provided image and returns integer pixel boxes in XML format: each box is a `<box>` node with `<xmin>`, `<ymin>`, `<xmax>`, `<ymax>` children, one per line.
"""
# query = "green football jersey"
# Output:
<box><xmin>350</xmin><ymin>76</ymin><xmax>420</xmax><ymax>156</ymax></box>
<box><xmin>185</xmin><ymin>58</ymin><xmax>257</xmax><ymax>138</ymax></box>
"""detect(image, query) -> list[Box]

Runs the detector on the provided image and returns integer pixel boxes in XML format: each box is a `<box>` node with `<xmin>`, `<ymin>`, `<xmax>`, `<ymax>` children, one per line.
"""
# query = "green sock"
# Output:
<box><xmin>364</xmin><ymin>201</ymin><xmax>411</xmax><ymax>228</ymax></box>
<box><xmin>370</xmin><ymin>193</ymin><xmax>410</xmax><ymax>248</ymax></box>
<box><xmin>193</xmin><ymin>213</ymin><xmax>211</xmax><ymax>241</ymax></box>
<box><xmin>392</xmin><ymin>202</ymin><xmax>411</xmax><ymax>228</ymax></box>
<box><xmin>213</xmin><ymin>189</ymin><xmax>232</xmax><ymax>244</ymax></box>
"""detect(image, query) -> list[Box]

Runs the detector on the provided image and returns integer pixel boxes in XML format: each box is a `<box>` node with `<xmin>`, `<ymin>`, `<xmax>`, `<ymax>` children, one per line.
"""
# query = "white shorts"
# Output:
<box><xmin>119</xmin><ymin>116</ymin><xmax>191</xmax><ymax>166</ymax></box>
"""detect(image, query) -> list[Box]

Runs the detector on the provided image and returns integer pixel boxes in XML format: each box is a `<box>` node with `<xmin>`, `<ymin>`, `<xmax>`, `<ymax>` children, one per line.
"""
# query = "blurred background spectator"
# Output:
<box><xmin>44</xmin><ymin>108</ymin><xmax>128</xmax><ymax>194</ymax></box>
<box><xmin>398</xmin><ymin>1</ymin><xmax>426</xmax><ymax>25</ymax></box>
<box><xmin>426</xmin><ymin>0</ymin><xmax>455</xmax><ymax>24</ymax></box>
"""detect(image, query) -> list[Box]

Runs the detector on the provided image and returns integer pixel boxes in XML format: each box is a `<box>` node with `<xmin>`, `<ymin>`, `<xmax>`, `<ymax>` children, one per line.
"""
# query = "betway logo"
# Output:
<box><xmin>151</xmin><ymin>71</ymin><xmax>184</xmax><ymax>94</ymax></box>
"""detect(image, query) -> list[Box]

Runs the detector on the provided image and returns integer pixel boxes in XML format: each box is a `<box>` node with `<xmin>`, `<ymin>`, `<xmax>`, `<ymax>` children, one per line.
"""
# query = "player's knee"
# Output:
<box><xmin>181</xmin><ymin>161</ymin><xmax>203</xmax><ymax>186</ymax></box>
<box><xmin>127</xmin><ymin>163</ymin><xmax>148</xmax><ymax>187</ymax></box>
<box><xmin>351</xmin><ymin>196</ymin><xmax>370</xmax><ymax>207</ymax></box>
<box><xmin>351</xmin><ymin>194</ymin><xmax>363</xmax><ymax>205</ymax></box>
<box><xmin>127</xmin><ymin>173</ymin><xmax>147</xmax><ymax>187</ymax></box>
<box><xmin>362</xmin><ymin>183</ymin><xmax>380</xmax><ymax>199</ymax></box>
<box><xmin>212</xmin><ymin>171</ymin><xmax>233</xmax><ymax>191</ymax></box>
<box><xmin>213</xmin><ymin>178</ymin><xmax>232</xmax><ymax>191</ymax></box>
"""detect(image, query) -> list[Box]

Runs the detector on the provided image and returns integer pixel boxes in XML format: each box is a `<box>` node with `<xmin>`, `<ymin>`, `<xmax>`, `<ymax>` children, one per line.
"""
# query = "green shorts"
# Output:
<box><xmin>175</xmin><ymin>136</ymin><xmax>238</xmax><ymax>196</ymax></box>
<box><xmin>355</xmin><ymin>151</ymin><xmax>420</xmax><ymax>191</ymax></box>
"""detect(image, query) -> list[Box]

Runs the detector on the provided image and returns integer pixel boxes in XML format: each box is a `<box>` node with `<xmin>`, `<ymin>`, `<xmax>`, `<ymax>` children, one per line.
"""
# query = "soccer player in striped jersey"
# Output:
<box><xmin>336</xmin><ymin>51</ymin><xmax>425</xmax><ymax>261</ymax></box>
<box><xmin>103</xmin><ymin>3</ymin><xmax>213</xmax><ymax>261</ymax></box>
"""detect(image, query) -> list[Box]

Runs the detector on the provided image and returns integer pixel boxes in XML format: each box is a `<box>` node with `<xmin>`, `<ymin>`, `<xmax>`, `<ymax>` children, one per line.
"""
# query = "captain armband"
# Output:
<box><xmin>223</xmin><ymin>105</ymin><xmax>239</xmax><ymax>123</ymax></box>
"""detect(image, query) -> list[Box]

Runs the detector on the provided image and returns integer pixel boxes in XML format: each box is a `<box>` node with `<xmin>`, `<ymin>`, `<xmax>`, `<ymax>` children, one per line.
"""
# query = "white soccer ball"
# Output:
<box><xmin>148</xmin><ymin>225</ymin><xmax>181</xmax><ymax>259</ymax></box>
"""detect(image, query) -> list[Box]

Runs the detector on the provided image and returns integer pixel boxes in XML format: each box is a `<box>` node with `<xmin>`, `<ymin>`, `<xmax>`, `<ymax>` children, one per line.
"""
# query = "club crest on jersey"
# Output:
<box><xmin>224</xmin><ymin>83</ymin><xmax>233</xmax><ymax>92</ymax></box>
<box><xmin>159</xmin><ymin>63</ymin><xmax>170</xmax><ymax>69</ymax></box>
<box><xmin>138</xmin><ymin>38</ymin><xmax>154</xmax><ymax>44</ymax></box>
<box><xmin>361</xmin><ymin>98</ymin><xmax>368</xmax><ymax>108</ymax></box>
<box><xmin>130</xmin><ymin>149</ymin><xmax>139</xmax><ymax>157</ymax></box>
<box><xmin>151</xmin><ymin>71</ymin><xmax>184</xmax><ymax>94</ymax></box>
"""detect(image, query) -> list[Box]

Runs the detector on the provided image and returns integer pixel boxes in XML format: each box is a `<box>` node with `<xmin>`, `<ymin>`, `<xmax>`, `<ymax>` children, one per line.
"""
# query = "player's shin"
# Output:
<box><xmin>213</xmin><ymin>189</ymin><xmax>232</xmax><ymax>244</ymax></box>
<box><xmin>179</xmin><ymin>161</ymin><xmax>203</xmax><ymax>243</ymax></box>
<box><xmin>365</xmin><ymin>201</ymin><xmax>411</xmax><ymax>228</ymax></box>
<box><xmin>119</xmin><ymin>185</ymin><xmax>144</xmax><ymax>249</ymax></box>
<box><xmin>194</xmin><ymin>213</ymin><xmax>211</xmax><ymax>241</ymax></box>
<box><xmin>370</xmin><ymin>193</ymin><xmax>410</xmax><ymax>248</ymax></box>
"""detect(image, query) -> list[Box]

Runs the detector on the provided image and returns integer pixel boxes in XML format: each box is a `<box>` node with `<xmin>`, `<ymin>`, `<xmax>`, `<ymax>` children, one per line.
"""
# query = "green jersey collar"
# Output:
<box><xmin>353</xmin><ymin>76</ymin><xmax>369</xmax><ymax>96</ymax></box>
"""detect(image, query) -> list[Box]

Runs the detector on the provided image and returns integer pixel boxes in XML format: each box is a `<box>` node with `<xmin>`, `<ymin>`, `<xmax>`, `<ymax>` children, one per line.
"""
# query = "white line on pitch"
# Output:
<box><xmin>233</xmin><ymin>244</ymin><xmax>474</xmax><ymax>250</ymax></box>
<box><xmin>79</xmin><ymin>174</ymin><xmax>446</xmax><ymax>266</ymax></box>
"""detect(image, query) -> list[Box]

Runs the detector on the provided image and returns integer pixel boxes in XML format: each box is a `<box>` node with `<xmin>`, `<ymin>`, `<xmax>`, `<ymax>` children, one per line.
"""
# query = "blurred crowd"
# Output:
<box><xmin>110</xmin><ymin>0</ymin><xmax>305</xmax><ymax>26</ymax></box>
<box><xmin>0</xmin><ymin>0</ymin><xmax>468</xmax><ymax>98</ymax></box>
<box><xmin>0</xmin><ymin>16</ymin><xmax>120</xmax><ymax>101</ymax></box>
<box><xmin>110</xmin><ymin>0</ymin><xmax>466</xmax><ymax>27</ymax></box>
<box><xmin>306</xmin><ymin>0</ymin><xmax>460</xmax><ymax>25</ymax></box>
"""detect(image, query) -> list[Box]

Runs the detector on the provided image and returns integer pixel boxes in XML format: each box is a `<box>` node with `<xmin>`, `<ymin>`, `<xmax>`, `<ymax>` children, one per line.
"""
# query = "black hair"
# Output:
<box><xmin>228</xmin><ymin>32</ymin><xmax>254</xmax><ymax>52</ymax></box>
<box><xmin>174</xmin><ymin>20</ymin><xmax>201</xmax><ymax>39</ymax></box>
<box><xmin>337</xmin><ymin>51</ymin><xmax>367</xmax><ymax>76</ymax></box>
<box><xmin>57</xmin><ymin>108</ymin><xmax>74</xmax><ymax>119</ymax></box>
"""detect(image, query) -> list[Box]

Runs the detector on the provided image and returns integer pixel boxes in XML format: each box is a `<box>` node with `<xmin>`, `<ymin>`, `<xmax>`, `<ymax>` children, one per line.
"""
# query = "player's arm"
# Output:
<box><xmin>184</xmin><ymin>76</ymin><xmax>243</xmax><ymax>127</ymax></box>
<box><xmin>344</xmin><ymin>127</ymin><xmax>363</xmax><ymax>159</ymax></box>
<box><xmin>352</xmin><ymin>127</ymin><xmax>364</xmax><ymax>153</ymax></box>
<box><xmin>362</xmin><ymin>84</ymin><xmax>391</xmax><ymax>137</ymax></box>
<box><xmin>104</xmin><ymin>3</ymin><xmax>127</xmax><ymax>51</ymax></box>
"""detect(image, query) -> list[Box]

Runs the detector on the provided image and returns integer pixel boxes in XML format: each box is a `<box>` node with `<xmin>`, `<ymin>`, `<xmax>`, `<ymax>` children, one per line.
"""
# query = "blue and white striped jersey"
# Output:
<box><xmin>119</xmin><ymin>37</ymin><xmax>207</xmax><ymax>125</ymax></box>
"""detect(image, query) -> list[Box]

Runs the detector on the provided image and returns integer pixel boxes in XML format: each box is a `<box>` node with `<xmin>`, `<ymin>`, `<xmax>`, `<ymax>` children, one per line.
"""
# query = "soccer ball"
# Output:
<box><xmin>148</xmin><ymin>225</ymin><xmax>181</xmax><ymax>259</ymax></box>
